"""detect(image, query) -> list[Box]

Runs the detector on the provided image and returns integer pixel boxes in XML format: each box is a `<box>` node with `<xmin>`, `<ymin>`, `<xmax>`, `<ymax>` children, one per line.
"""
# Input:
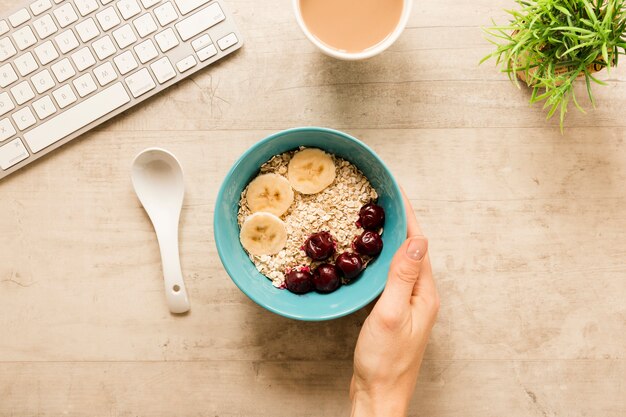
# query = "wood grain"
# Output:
<box><xmin>0</xmin><ymin>0</ymin><xmax>625</xmax><ymax>415</ymax></box>
<box><xmin>0</xmin><ymin>360</ymin><xmax>623</xmax><ymax>417</ymax></box>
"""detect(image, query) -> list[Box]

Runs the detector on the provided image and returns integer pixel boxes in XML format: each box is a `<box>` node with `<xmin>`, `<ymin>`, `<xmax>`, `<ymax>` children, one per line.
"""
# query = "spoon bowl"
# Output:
<box><xmin>132</xmin><ymin>149</ymin><xmax>184</xmax><ymax>215</ymax></box>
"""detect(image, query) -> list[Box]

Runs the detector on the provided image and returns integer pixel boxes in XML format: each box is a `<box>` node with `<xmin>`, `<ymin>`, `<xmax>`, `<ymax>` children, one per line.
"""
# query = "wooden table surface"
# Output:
<box><xmin>1</xmin><ymin>0</ymin><xmax>625</xmax><ymax>415</ymax></box>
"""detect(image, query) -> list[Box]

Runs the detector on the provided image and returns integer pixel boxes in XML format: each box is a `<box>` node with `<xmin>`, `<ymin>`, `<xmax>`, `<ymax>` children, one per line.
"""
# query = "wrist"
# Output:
<box><xmin>350</xmin><ymin>384</ymin><xmax>409</xmax><ymax>417</ymax></box>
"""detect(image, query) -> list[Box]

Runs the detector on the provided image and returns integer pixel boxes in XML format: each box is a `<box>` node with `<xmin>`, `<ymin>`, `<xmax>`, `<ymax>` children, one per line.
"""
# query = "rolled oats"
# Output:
<box><xmin>238</xmin><ymin>149</ymin><xmax>378</xmax><ymax>288</ymax></box>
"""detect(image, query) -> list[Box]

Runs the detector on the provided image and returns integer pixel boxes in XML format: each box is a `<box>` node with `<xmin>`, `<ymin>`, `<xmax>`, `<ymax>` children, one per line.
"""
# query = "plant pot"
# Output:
<box><xmin>516</xmin><ymin>59</ymin><xmax>606</xmax><ymax>84</ymax></box>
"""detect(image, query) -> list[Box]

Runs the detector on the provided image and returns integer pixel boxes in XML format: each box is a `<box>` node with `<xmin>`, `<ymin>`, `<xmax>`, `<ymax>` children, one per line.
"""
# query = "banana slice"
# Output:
<box><xmin>240</xmin><ymin>212</ymin><xmax>288</xmax><ymax>256</ymax></box>
<box><xmin>287</xmin><ymin>148</ymin><xmax>336</xmax><ymax>194</ymax></box>
<box><xmin>246</xmin><ymin>173</ymin><xmax>294</xmax><ymax>217</ymax></box>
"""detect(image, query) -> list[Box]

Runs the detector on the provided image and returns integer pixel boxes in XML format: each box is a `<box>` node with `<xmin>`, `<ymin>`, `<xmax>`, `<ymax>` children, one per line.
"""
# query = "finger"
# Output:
<box><xmin>400</xmin><ymin>187</ymin><xmax>422</xmax><ymax>237</ymax></box>
<box><xmin>412</xmin><ymin>254</ymin><xmax>437</xmax><ymax>302</ymax></box>
<box><xmin>399</xmin><ymin>188</ymin><xmax>438</xmax><ymax>303</ymax></box>
<box><xmin>412</xmin><ymin>256</ymin><xmax>440</xmax><ymax>321</ymax></box>
<box><xmin>378</xmin><ymin>236</ymin><xmax>429</xmax><ymax>308</ymax></box>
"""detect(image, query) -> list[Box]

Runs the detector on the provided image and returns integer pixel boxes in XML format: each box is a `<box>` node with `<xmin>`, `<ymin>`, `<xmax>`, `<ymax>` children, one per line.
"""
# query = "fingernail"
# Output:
<box><xmin>406</xmin><ymin>237</ymin><xmax>428</xmax><ymax>261</ymax></box>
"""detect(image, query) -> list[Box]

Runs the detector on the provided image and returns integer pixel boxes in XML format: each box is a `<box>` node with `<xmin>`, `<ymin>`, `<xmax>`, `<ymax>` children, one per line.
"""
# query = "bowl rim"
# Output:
<box><xmin>214</xmin><ymin>126</ymin><xmax>407</xmax><ymax>321</ymax></box>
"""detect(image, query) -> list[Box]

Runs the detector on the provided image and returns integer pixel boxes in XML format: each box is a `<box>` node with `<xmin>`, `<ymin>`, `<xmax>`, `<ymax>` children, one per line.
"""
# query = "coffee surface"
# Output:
<box><xmin>299</xmin><ymin>0</ymin><xmax>404</xmax><ymax>53</ymax></box>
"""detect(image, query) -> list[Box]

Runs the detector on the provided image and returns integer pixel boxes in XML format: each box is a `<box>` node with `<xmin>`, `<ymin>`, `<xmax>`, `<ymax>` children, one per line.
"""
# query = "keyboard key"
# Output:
<box><xmin>0</xmin><ymin>63</ymin><xmax>18</xmax><ymax>88</ymax></box>
<box><xmin>0</xmin><ymin>138</ymin><xmax>29</xmax><ymax>170</ymax></box>
<box><xmin>96</xmin><ymin>7</ymin><xmax>121</xmax><ymax>31</ymax></box>
<box><xmin>116</xmin><ymin>0</ymin><xmax>141</xmax><ymax>19</ymax></box>
<box><xmin>100</xmin><ymin>0</ymin><xmax>114</xmax><ymax>4</ymax></box>
<box><xmin>53</xmin><ymin>0</ymin><xmax>64</xmax><ymax>3</ymax></box>
<box><xmin>93</xmin><ymin>61</ymin><xmax>117</xmax><ymax>85</ymax></box>
<box><xmin>53</xmin><ymin>3</ymin><xmax>79</xmax><ymax>28</ymax></box>
<box><xmin>125</xmin><ymin>68</ymin><xmax>155</xmax><ymax>97</ymax></box>
<box><xmin>0</xmin><ymin>92</ymin><xmax>16</xmax><ymax>116</ymax></box>
<box><xmin>134</xmin><ymin>39</ymin><xmax>158</xmax><ymax>63</ymax></box>
<box><xmin>154</xmin><ymin>28</ymin><xmax>178</xmax><ymax>52</ymax></box>
<box><xmin>12</xmin><ymin>107</ymin><xmax>37</xmax><ymax>130</ymax></box>
<box><xmin>113</xmin><ymin>50</ymin><xmax>137</xmax><ymax>74</ymax></box>
<box><xmin>73</xmin><ymin>73</ymin><xmax>97</xmax><ymax>96</ymax></box>
<box><xmin>0</xmin><ymin>38</ymin><xmax>17</xmax><ymax>62</ymax></box>
<box><xmin>150</xmin><ymin>56</ymin><xmax>175</xmax><ymax>83</ymax></box>
<box><xmin>154</xmin><ymin>2</ymin><xmax>178</xmax><ymax>26</ymax></box>
<box><xmin>0</xmin><ymin>118</ymin><xmax>16</xmax><ymax>141</ymax></box>
<box><xmin>52</xmin><ymin>84</ymin><xmax>77</xmax><ymax>108</ymax></box>
<box><xmin>75</xmin><ymin>18</ymin><xmax>100</xmax><ymax>42</ymax></box>
<box><xmin>13</xmin><ymin>26</ymin><xmax>38</xmax><ymax>50</ymax></box>
<box><xmin>71</xmin><ymin>47</ymin><xmax>96</xmax><ymax>71</ymax></box>
<box><xmin>217</xmin><ymin>32</ymin><xmax>238</xmax><ymax>51</ymax></box>
<box><xmin>174</xmin><ymin>0</ymin><xmax>209</xmax><ymax>15</ymax></box>
<box><xmin>140</xmin><ymin>0</ymin><xmax>160</xmax><ymax>8</ymax></box>
<box><xmin>191</xmin><ymin>33</ymin><xmax>210</xmax><ymax>51</ymax></box>
<box><xmin>32</xmin><ymin>95</ymin><xmax>57</xmax><ymax>119</ymax></box>
<box><xmin>24</xmin><ymin>82</ymin><xmax>131</xmax><ymax>153</ymax></box>
<box><xmin>55</xmin><ymin>29</ymin><xmax>79</xmax><ymax>53</ymax></box>
<box><xmin>92</xmin><ymin>35</ymin><xmax>116</xmax><ymax>59</ymax></box>
<box><xmin>30</xmin><ymin>0</ymin><xmax>53</xmax><ymax>16</ymax></box>
<box><xmin>9</xmin><ymin>9</ymin><xmax>31</xmax><ymax>28</ymax></box>
<box><xmin>112</xmin><ymin>24</ymin><xmax>137</xmax><ymax>48</ymax></box>
<box><xmin>133</xmin><ymin>14</ymin><xmax>157</xmax><ymax>38</ymax></box>
<box><xmin>11</xmin><ymin>81</ymin><xmax>36</xmax><ymax>105</ymax></box>
<box><xmin>175</xmin><ymin>3</ymin><xmax>224</xmax><ymax>41</ymax></box>
<box><xmin>34</xmin><ymin>40</ymin><xmax>59</xmax><ymax>64</ymax></box>
<box><xmin>175</xmin><ymin>55</ymin><xmax>195</xmax><ymax>72</ymax></box>
<box><xmin>196</xmin><ymin>43</ymin><xmax>216</xmax><ymax>61</ymax></box>
<box><xmin>50</xmin><ymin>58</ymin><xmax>75</xmax><ymax>82</ymax></box>
<box><xmin>14</xmin><ymin>52</ymin><xmax>39</xmax><ymax>76</ymax></box>
<box><xmin>0</xmin><ymin>21</ymin><xmax>9</xmax><ymax>35</ymax></box>
<box><xmin>33</xmin><ymin>14</ymin><xmax>58</xmax><ymax>39</ymax></box>
<box><xmin>74</xmin><ymin>0</ymin><xmax>99</xmax><ymax>16</ymax></box>
<box><xmin>31</xmin><ymin>69</ymin><xmax>55</xmax><ymax>93</ymax></box>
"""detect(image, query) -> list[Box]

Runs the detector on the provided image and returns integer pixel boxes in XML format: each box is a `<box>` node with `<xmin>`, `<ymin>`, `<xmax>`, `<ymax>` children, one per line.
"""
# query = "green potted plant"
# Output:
<box><xmin>482</xmin><ymin>0</ymin><xmax>626</xmax><ymax>129</ymax></box>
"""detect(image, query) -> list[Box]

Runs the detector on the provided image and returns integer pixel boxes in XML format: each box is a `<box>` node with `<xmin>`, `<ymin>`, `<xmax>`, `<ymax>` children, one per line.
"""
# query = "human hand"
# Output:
<box><xmin>350</xmin><ymin>192</ymin><xmax>440</xmax><ymax>417</ymax></box>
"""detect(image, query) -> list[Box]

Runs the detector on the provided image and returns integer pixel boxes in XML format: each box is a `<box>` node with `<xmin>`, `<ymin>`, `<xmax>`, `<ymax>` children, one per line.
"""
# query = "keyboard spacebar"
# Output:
<box><xmin>24</xmin><ymin>83</ymin><xmax>131</xmax><ymax>154</ymax></box>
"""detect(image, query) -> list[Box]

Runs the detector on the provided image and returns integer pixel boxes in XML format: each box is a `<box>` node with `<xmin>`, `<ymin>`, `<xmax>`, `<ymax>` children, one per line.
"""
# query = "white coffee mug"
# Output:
<box><xmin>292</xmin><ymin>0</ymin><xmax>413</xmax><ymax>60</ymax></box>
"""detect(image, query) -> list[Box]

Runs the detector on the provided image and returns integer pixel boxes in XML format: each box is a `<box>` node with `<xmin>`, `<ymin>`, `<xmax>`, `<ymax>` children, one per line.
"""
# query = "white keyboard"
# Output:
<box><xmin>0</xmin><ymin>0</ymin><xmax>242</xmax><ymax>180</ymax></box>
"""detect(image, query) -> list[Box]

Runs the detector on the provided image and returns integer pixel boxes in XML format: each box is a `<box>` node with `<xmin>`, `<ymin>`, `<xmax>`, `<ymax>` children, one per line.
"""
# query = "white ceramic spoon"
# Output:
<box><xmin>131</xmin><ymin>148</ymin><xmax>190</xmax><ymax>314</ymax></box>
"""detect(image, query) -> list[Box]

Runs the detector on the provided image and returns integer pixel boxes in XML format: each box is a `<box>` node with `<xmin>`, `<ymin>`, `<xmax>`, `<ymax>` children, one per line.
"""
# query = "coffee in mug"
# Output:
<box><xmin>294</xmin><ymin>0</ymin><xmax>411</xmax><ymax>60</ymax></box>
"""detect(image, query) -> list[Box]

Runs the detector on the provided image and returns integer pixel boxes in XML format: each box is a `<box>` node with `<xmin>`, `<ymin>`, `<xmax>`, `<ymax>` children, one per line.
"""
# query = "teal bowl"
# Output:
<box><xmin>214</xmin><ymin>127</ymin><xmax>407</xmax><ymax>321</ymax></box>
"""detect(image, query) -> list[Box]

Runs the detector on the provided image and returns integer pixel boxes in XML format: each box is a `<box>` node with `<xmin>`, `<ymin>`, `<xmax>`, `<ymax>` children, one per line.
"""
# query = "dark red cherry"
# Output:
<box><xmin>335</xmin><ymin>252</ymin><xmax>364</xmax><ymax>280</ymax></box>
<box><xmin>312</xmin><ymin>263</ymin><xmax>341</xmax><ymax>293</ymax></box>
<box><xmin>285</xmin><ymin>270</ymin><xmax>314</xmax><ymax>294</ymax></box>
<box><xmin>358</xmin><ymin>203</ymin><xmax>385</xmax><ymax>230</ymax></box>
<box><xmin>354</xmin><ymin>231</ymin><xmax>383</xmax><ymax>256</ymax></box>
<box><xmin>304</xmin><ymin>231</ymin><xmax>335</xmax><ymax>261</ymax></box>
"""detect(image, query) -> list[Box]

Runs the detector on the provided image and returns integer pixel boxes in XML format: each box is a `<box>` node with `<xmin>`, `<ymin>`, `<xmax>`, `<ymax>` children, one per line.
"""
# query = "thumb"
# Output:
<box><xmin>379</xmin><ymin>236</ymin><xmax>429</xmax><ymax>307</ymax></box>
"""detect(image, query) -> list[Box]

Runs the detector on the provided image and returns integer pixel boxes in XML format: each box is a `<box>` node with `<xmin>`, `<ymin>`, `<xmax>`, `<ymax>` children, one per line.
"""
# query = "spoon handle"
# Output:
<box><xmin>155</xmin><ymin>221</ymin><xmax>190</xmax><ymax>314</ymax></box>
